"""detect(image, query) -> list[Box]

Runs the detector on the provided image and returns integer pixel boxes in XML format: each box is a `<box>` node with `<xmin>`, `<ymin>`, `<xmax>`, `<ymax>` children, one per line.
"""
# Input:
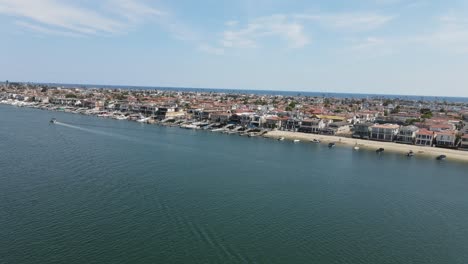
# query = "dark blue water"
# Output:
<box><xmin>24</xmin><ymin>82</ymin><xmax>468</xmax><ymax>103</ymax></box>
<box><xmin>1</xmin><ymin>104</ymin><xmax>468</xmax><ymax>263</ymax></box>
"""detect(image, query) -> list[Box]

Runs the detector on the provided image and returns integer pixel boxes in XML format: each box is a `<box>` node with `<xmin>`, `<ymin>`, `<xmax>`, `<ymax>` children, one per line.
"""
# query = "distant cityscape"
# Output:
<box><xmin>1</xmin><ymin>81</ymin><xmax>468</xmax><ymax>151</ymax></box>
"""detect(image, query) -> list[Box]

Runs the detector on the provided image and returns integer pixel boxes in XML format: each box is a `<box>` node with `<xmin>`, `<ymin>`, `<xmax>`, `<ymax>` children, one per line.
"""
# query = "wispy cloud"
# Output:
<box><xmin>221</xmin><ymin>14</ymin><xmax>309</xmax><ymax>49</ymax></box>
<box><xmin>14</xmin><ymin>20</ymin><xmax>83</xmax><ymax>37</ymax></box>
<box><xmin>295</xmin><ymin>13</ymin><xmax>394</xmax><ymax>32</ymax></box>
<box><xmin>400</xmin><ymin>13</ymin><xmax>468</xmax><ymax>54</ymax></box>
<box><xmin>0</xmin><ymin>0</ymin><xmax>162</xmax><ymax>36</ymax></box>
<box><xmin>345</xmin><ymin>13</ymin><xmax>468</xmax><ymax>56</ymax></box>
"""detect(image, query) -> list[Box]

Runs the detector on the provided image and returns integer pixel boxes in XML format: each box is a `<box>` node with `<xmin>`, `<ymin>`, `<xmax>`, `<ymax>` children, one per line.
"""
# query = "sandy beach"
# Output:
<box><xmin>265</xmin><ymin>130</ymin><xmax>468</xmax><ymax>162</ymax></box>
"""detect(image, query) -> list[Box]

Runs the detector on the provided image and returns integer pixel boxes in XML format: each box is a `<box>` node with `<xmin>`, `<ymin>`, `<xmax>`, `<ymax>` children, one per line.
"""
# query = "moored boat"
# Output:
<box><xmin>376</xmin><ymin>148</ymin><xmax>384</xmax><ymax>153</ymax></box>
<box><xmin>328</xmin><ymin>142</ymin><xmax>335</xmax><ymax>148</ymax></box>
<box><xmin>436</xmin><ymin>155</ymin><xmax>447</xmax><ymax>161</ymax></box>
<box><xmin>293</xmin><ymin>139</ymin><xmax>300</xmax><ymax>143</ymax></box>
<box><xmin>278</xmin><ymin>137</ymin><xmax>285</xmax><ymax>141</ymax></box>
<box><xmin>407</xmin><ymin>150</ymin><xmax>414</xmax><ymax>157</ymax></box>
<box><xmin>311</xmin><ymin>139</ymin><xmax>320</xmax><ymax>143</ymax></box>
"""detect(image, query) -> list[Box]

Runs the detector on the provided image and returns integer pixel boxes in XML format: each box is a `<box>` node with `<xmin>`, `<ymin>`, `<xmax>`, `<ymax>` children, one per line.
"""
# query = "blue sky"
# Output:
<box><xmin>1</xmin><ymin>0</ymin><xmax>468</xmax><ymax>96</ymax></box>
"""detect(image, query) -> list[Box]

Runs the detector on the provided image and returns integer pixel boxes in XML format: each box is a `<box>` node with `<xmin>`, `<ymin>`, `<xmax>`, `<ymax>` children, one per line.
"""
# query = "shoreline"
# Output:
<box><xmin>2</xmin><ymin>103</ymin><xmax>468</xmax><ymax>163</ymax></box>
<box><xmin>265</xmin><ymin>130</ymin><xmax>468</xmax><ymax>162</ymax></box>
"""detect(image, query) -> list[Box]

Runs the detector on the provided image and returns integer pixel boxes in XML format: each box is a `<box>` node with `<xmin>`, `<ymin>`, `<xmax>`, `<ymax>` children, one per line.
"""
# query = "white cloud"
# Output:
<box><xmin>345</xmin><ymin>13</ymin><xmax>468</xmax><ymax>55</ymax></box>
<box><xmin>0</xmin><ymin>0</ymin><xmax>162</xmax><ymax>36</ymax></box>
<box><xmin>14</xmin><ymin>20</ymin><xmax>83</xmax><ymax>37</ymax></box>
<box><xmin>199</xmin><ymin>44</ymin><xmax>225</xmax><ymax>55</ymax></box>
<box><xmin>221</xmin><ymin>14</ymin><xmax>309</xmax><ymax>49</ymax></box>
<box><xmin>405</xmin><ymin>14</ymin><xmax>468</xmax><ymax>53</ymax></box>
<box><xmin>295</xmin><ymin>13</ymin><xmax>394</xmax><ymax>32</ymax></box>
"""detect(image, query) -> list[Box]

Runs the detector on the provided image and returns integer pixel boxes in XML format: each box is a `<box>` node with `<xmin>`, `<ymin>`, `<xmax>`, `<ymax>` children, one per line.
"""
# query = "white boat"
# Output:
<box><xmin>353</xmin><ymin>143</ymin><xmax>360</xmax><ymax>150</ymax></box>
<box><xmin>181</xmin><ymin>124</ymin><xmax>198</xmax><ymax>129</ymax></box>
<box><xmin>311</xmin><ymin>139</ymin><xmax>320</xmax><ymax>143</ymax></box>
<box><xmin>137</xmin><ymin>117</ymin><xmax>151</xmax><ymax>123</ymax></box>
<box><xmin>278</xmin><ymin>137</ymin><xmax>285</xmax><ymax>141</ymax></box>
<box><xmin>293</xmin><ymin>139</ymin><xmax>300</xmax><ymax>143</ymax></box>
<box><xmin>114</xmin><ymin>115</ymin><xmax>128</xmax><ymax>120</ymax></box>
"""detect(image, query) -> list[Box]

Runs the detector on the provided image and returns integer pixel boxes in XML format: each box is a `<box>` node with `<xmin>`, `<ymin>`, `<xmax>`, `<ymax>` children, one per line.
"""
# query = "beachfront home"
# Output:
<box><xmin>249</xmin><ymin>115</ymin><xmax>266</xmax><ymax>128</ymax></box>
<box><xmin>298</xmin><ymin>119</ymin><xmax>325</xmax><ymax>133</ymax></box>
<box><xmin>239</xmin><ymin>113</ymin><xmax>254</xmax><ymax>127</ymax></box>
<box><xmin>435</xmin><ymin>130</ymin><xmax>458</xmax><ymax>148</ymax></box>
<box><xmin>156</xmin><ymin>107</ymin><xmax>185</xmax><ymax>120</ymax></box>
<box><xmin>460</xmin><ymin>134</ymin><xmax>468</xmax><ymax>150</ymax></box>
<box><xmin>352</xmin><ymin>123</ymin><xmax>373</xmax><ymax>139</ymax></box>
<box><xmin>209</xmin><ymin>112</ymin><xmax>231</xmax><ymax>123</ymax></box>
<box><xmin>370</xmin><ymin>124</ymin><xmax>400</xmax><ymax>142</ymax></box>
<box><xmin>282</xmin><ymin>118</ymin><xmax>301</xmax><ymax>131</ymax></box>
<box><xmin>321</xmin><ymin>122</ymin><xmax>350</xmax><ymax>135</ymax></box>
<box><xmin>415</xmin><ymin>129</ymin><xmax>435</xmax><ymax>146</ymax></box>
<box><xmin>264</xmin><ymin>116</ymin><xmax>284</xmax><ymax>129</ymax></box>
<box><xmin>396</xmin><ymin>125</ymin><xmax>419</xmax><ymax>144</ymax></box>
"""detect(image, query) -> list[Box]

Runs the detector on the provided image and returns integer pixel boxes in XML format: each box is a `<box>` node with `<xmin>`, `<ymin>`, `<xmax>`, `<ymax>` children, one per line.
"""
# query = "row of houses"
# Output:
<box><xmin>42</xmin><ymin>95</ymin><xmax>468</xmax><ymax>150</ymax></box>
<box><xmin>353</xmin><ymin>123</ymin><xmax>466</xmax><ymax>149</ymax></box>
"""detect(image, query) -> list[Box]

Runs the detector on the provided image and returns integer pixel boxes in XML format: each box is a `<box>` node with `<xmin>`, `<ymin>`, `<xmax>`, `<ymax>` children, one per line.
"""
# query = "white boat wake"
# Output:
<box><xmin>54</xmin><ymin>121</ymin><xmax>135</xmax><ymax>142</ymax></box>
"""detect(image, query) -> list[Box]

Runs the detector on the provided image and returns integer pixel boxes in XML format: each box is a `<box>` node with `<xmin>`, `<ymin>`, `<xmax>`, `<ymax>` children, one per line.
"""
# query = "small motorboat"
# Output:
<box><xmin>311</xmin><ymin>139</ymin><xmax>320</xmax><ymax>143</ymax></box>
<box><xmin>50</xmin><ymin>118</ymin><xmax>57</xmax><ymax>124</ymax></box>
<box><xmin>406</xmin><ymin>150</ymin><xmax>414</xmax><ymax>157</ymax></box>
<box><xmin>293</xmin><ymin>139</ymin><xmax>300</xmax><ymax>143</ymax></box>
<box><xmin>376</xmin><ymin>148</ymin><xmax>385</xmax><ymax>153</ymax></box>
<box><xmin>248</xmin><ymin>133</ymin><xmax>258</xmax><ymax>137</ymax></box>
<box><xmin>278</xmin><ymin>137</ymin><xmax>285</xmax><ymax>141</ymax></box>
<box><xmin>353</xmin><ymin>142</ymin><xmax>359</xmax><ymax>150</ymax></box>
<box><xmin>436</xmin><ymin>155</ymin><xmax>447</xmax><ymax>161</ymax></box>
<box><xmin>328</xmin><ymin>142</ymin><xmax>336</xmax><ymax>148</ymax></box>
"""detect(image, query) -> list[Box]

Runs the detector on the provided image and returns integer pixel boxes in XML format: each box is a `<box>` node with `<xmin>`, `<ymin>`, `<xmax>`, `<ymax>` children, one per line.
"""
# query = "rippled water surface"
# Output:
<box><xmin>1</xmin><ymin>105</ymin><xmax>468</xmax><ymax>263</ymax></box>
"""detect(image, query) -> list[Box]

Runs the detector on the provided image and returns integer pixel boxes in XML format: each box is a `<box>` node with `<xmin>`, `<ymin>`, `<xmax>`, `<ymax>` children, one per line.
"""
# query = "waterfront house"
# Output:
<box><xmin>209</xmin><ymin>112</ymin><xmax>231</xmax><ymax>124</ymax></box>
<box><xmin>370</xmin><ymin>124</ymin><xmax>400</xmax><ymax>142</ymax></box>
<box><xmin>352</xmin><ymin>123</ymin><xmax>373</xmax><ymax>139</ymax></box>
<box><xmin>156</xmin><ymin>107</ymin><xmax>185</xmax><ymax>120</ymax></box>
<box><xmin>298</xmin><ymin>118</ymin><xmax>324</xmax><ymax>133</ymax></box>
<box><xmin>321</xmin><ymin>121</ymin><xmax>351</xmax><ymax>135</ymax></box>
<box><xmin>415</xmin><ymin>129</ymin><xmax>435</xmax><ymax>146</ymax></box>
<box><xmin>264</xmin><ymin>116</ymin><xmax>284</xmax><ymax>129</ymax></box>
<box><xmin>282</xmin><ymin>118</ymin><xmax>301</xmax><ymax>131</ymax></box>
<box><xmin>239</xmin><ymin>113</ymin><xmax>254</xmax><ymax>127</ymax></box>
<box><xmin>249</xmin><ymin>115</ymin><xmax>266</xmax><ymax>128</ymax></box>
<box><xmin>460</xmin><ymin>134</ymin><xmax>468</xmax><ymax>150</ymax></box>
<box><xmin>435</xmin><ymin>130</ymin><xmax>458</xmax><ymax>148</ymax></box>
<box><xmin>396</xmin><ymin>125</ymin><xmax>419</xmax><ymax>144</ymax></box>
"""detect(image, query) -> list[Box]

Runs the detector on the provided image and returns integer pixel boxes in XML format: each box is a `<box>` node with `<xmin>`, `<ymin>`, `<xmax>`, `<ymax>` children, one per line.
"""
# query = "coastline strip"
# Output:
<box><xmin>264</xmin><ymin>130</ymin><xmax>468</xmax><ymax>162</ymax></box>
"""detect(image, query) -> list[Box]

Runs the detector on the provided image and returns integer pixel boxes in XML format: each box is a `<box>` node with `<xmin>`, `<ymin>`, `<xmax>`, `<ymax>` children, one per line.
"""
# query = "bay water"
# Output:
<box><xmin>1</xmin><ymin>105</ymin><xmax>468</xmax><ymax>263</ymax></box>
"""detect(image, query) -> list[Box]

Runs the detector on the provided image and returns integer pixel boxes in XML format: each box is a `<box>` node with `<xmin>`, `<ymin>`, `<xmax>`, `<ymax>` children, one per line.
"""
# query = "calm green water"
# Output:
<box><xmin>1</xmin><ymin>105</ymin><xmax>468</xmax><ymax>263</ymax></box>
